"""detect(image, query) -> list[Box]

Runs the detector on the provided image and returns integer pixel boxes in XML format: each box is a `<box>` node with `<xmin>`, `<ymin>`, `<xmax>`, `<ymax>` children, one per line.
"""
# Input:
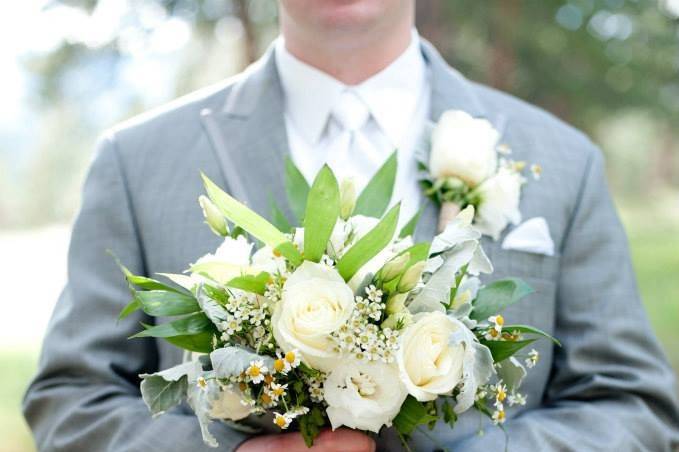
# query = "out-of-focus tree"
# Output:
<box><xmin>6</xmin><ymin>0</ymin><xmax>679</xmax><ymax>229</ymax></box>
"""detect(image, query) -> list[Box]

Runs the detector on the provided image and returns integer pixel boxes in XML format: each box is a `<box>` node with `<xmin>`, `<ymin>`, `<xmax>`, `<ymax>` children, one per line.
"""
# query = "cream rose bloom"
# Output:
<box><xmin>272</xmin><ymin>261</ymin><xmax>355</xmax><ymax>372</ymax></box>
<box><xmin>474</xmin><ymin>167</ymin><xmax>523</xmax><ymax>240</ymax></box>
<box><xmin>324</xmin><ymin>359</ymin><xmax>407</xmax><ymax>433</ymax></box>
<box><xmin>397</xmin><ymin>311</ymin><xmax>493</xmax><ymax>405</ymax></box>
<box><xmin>208</xmin><ymin>386</ymin><xmax>251</xmax><ymax>421</ymax></box>
<box><xmin>429</xmin><ymin>110</ymin><xmax>499</xmax><ymax>187</ymax></box>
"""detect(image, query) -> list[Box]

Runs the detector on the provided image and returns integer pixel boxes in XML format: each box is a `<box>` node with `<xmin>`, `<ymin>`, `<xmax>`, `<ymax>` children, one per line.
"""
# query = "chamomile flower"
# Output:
<box><xmin>492</xmin><ymin>408</ymin><xmax>506</xmax><ymax>425</ymax></box>
<box><xmin>245</xmin><ymin>360</ymin><xmax>268</xmax><ymax>384</ymax></box>
<box><xmin>484</xmin><ymin>315</ymin><xmax>504</xmax><ymax>341</ymax></box>
<box><xmin>284</xmin><ymin>349</ymin><xmax>301</xmax><ymax>369</ymax></box>
<box><xmin>273</xmin><ymin>412</ymin><xmax>291</xmax><ymax>429</ymax></box>
<box><xmin>508</xmin><ymin>392</ymin><xmax>527</xmax><ymax>407</ymax></box>
<box><xmin>196</xmin><ymin>376</ymin><xmax>208</xmax><ymax>391</ymax></box>
<box><xmin>526</xmin><ymin>349</ymin><xmax>539</xmax><ymax>368</ymax></box>
<box><xmin>493</xmin><ymin>382</ymin><xmax>507</xmax><ymax>409</ymax></box>
<box><xmin>530</xmin><ymin>163</ymin><xmax>542</xmax><ymax>180</ymax></box>
<box><xmin>267</xmin><ymin>382</ymin><xmax>288</xmax><ymax>401</ymax></box>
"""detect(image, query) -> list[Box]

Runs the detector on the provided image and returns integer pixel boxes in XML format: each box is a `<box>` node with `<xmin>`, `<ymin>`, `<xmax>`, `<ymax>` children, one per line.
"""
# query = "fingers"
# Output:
<box><xmin>237</xmin><ymin>428</ymin><xmax>376</xmax><ymax>452</ymax></box>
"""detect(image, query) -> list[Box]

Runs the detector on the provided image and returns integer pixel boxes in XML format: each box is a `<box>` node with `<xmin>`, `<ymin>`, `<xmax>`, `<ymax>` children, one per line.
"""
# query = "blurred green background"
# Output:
<box><xmin>1</xmin><ymin>1</ymin><xmax>678</xmax><ymax>451</ymax></box>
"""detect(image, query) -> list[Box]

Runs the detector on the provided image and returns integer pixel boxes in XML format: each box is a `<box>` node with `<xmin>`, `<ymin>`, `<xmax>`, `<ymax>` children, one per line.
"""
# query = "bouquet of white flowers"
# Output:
<box><xmin>116</xmin><ymin>155</ymin><xmax>557</xmax><ymax>449</ymax></box>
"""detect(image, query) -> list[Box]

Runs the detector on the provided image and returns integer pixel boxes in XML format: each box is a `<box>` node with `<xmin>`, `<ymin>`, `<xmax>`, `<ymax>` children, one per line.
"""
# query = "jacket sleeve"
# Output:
<box><xmin>22</xmin><ymin>135</ymin><xmax>250</xmax><ymax>452</ymax></box>
<box><xmin>453</xmin><ymin>145</ymin><xmax>679</xmax><ymax>451</ymax></box>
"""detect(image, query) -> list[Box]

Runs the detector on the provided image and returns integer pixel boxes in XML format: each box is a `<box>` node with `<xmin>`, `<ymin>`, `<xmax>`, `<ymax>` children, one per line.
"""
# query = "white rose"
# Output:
<box><xmin>209</xmin><ymin>386</ymin><xmax>252</xmax><ymax>421</ymax></box>
<box><xmin>397</xmin><ymin>311</ymin><xmax>493</xmax><ymax>405</ymax></box>
<box><xmin>272</xmin><ymin>261</ymin><xmax>355</xmax><ymax>372</ymax></box>
<box><xmin>429</xmin><ymin>110</ymin><xmax>499</xmax><ymax>187</ymax></box>
<box><xmin>324</xmin><ymin>359</ymin><xmax>407</xmax><ymax>433</ymax></box>
<box><xmin>474</xmin><ymin>167</ymin><xmax>523</xmax><ymax>240</ymax></box>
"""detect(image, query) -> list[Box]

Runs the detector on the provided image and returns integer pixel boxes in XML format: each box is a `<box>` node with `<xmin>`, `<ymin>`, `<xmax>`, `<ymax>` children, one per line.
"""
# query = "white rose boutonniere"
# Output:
<box><xmin>420</xmin><ymin>109</ymin><xmax>541</xmax><ymax>237</ymax></box>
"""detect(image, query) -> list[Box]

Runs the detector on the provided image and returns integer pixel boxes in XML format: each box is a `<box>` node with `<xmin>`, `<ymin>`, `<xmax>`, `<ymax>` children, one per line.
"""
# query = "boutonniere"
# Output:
<box><xmin>418</xmin><ymin>110</ymin><xmax>541</xmax><ymax>239</ymax></box>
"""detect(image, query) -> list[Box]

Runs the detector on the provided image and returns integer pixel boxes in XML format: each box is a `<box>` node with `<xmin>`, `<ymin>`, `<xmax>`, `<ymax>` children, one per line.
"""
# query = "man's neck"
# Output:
<box><xmin>280</xmin><ymin>21</ymin><xmax>414</xmax><ymax>85</ymax></box>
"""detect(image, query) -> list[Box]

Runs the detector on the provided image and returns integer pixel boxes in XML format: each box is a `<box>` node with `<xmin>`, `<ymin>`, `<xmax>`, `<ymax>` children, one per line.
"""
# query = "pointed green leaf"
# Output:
<box><xmin>304</xmin><ymin>165</ymin><xmax>340</xmax><ymax>262</ymax></box>
<box><xmin>399</xmin><ymin>203</ymin><xmax>425</xmax><ymax>238</ymax></box>
<box><xmin>503</xmin><ymin>324</ymin><xmax>561</xmax><ymax>346</ymax></box>
<box><xmin>226</xmin><ymin>272</ymin><xmax>271</xmax><ymax>295</ymax></box>
<box><xmin>201</xmin><ymin>173</ymin><xmax>302</xmax><ymax>266</ymax></box>
<box><xmin>119</xmin><ymin>298</ymin><xmax>142</xmax><ymax>320</ymax></box>
<box><xmin>481</xmin><ymin>339</ymin><xmax>536</xmax><ymax>362</ymax></box>
<box><xmin>165</xmin><ymin>332</ymin><xmax>215</xmax><ymax>353</ymax></box>
<box><xmin>131</xmin><ymin>312</ymin><xmax>214</xmax><ymax>338</ymax></box>
<box><xmin>354</xmin><ymin>151</ymin><xmax>397</xmax><ymax>217</ymax></box>
<box><xmin>136</xmin><ymin>291</ymin><xmax>200</xmax><ymax>317</ymax></box>
<box><xmin>336</xmin><ymin>203</ymin><xmax>400</xmax><ymax>281</ymax></box>
<box><xmin>109</xmin><ymin>250</ymin><xmax>190</xmax><ymax>295</ymax></box>
<box><xmin>470</xmin><ymin>278</ymin><xmax>534</xmax><ymax>321</ymax></box>
<box><xmin>270</xmin><ymin>197</ymin><xmax>292</xmax><ymax>232</ymax></box>
<box><xmin>285</xmin><ymin>157</ymin><xmax>310</xmax><ymax>223</ymax></box>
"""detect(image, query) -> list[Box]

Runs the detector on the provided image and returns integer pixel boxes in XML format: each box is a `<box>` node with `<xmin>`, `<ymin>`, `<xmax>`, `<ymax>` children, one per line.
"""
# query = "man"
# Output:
<box><xmin>24</xmin><ymin>1</ymin><xmax>679</xmax><ymax>451</ymax></box>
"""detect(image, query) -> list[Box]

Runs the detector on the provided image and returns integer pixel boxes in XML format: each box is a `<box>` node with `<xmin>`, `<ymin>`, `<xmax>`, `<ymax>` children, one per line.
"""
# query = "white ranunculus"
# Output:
<box><xmin>272</xmin><ymin>261</ymin><xmax>355</xmax><ymax>372</ymax></box>
<box><xmin>429</xmin><ymin>110</ymin><xmax>500</xmax><ymax>187</ymax></box>
<box><xmin>474</xmin><ymin>167</ymin><xmax>523</xmax><ymax>240</ymax></box>
<box><xmin>250</xmin><ymin>245</ymin><xmax>287</xmax><ymax>275</ymax></box>
<box><xmin>397</xmin><ymin>311</ymin><xmax>493</xmax><ymax>404</ymax></box>
<box><xmin>209</xmin><ymin>386</ymin><xmax>252</xmax><ymax>421</ymax></box>
<box><xmin>191</xmin><ymin>235</ymin><xmax>254</xmax><ymax>283</ymax></box>
<box><xmin>324</xmin><ymin>359</ymin><xmax>408</xmax><ymax>433</ymax></box>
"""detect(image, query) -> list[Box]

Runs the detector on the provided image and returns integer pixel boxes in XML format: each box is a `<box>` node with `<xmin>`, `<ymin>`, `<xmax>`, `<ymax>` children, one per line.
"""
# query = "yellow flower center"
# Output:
<box><xmin>274</xmin><ymin>359</ymin><xmax>285</xmax><ymax>372</ymax></box>
<box><xmin>285</xmin><ymin>351</ymin><xmax>296</xmax><ymax>364</ymax></box>
<box><xmin>248</xmin><ymin>366</ymin><xmax>261</xmax><ymax>377</ymax></box>
<box><xmin>261</xmin><ymin>393</ymin><xmax>272</xmax><ymax>404</ymax></box>
<box><xmin>496</xmin><ymin>315</ymin><xmax>504</xmax><ymax>326</ymax></box>
<box><xmin>274</xmin><ymin>415</ymin><xmax>287</xmax><ymax>427</ymax></box>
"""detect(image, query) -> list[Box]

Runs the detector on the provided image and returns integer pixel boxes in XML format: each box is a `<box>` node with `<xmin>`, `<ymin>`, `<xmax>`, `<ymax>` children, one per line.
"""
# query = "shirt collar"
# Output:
<box><xmin>275</xmin><ymin>30</ymin><xmax>427</xmax><ymax>147</ymax></box>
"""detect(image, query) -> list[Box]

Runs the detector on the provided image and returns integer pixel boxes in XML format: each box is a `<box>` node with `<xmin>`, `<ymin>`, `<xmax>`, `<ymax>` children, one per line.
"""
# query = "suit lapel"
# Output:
<box><xmin>200</xmin><ymin>47</ymin><xmax>295</xmax><ymax>223</ymax></box>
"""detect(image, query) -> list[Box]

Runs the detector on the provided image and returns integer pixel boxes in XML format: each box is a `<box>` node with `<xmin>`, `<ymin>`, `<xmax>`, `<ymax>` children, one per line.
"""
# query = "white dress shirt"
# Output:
<box><xmin>274</xmin><ymin>31</ymin><xmax>430</xmax><ymax>224</ymax></box>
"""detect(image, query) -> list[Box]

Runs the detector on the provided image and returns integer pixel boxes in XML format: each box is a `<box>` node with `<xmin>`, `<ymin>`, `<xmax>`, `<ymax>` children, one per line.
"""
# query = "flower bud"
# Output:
<box><xmin>386</xmin><ymin>293</ymin><xmax>408</xmax><ymax>315</ymax></box>
<box><xmin>397</xmin><ymin>261</ymin><xmax>425</xmax><ymax>293</ymax></box>
<box><xmin>380</xmin><ymin>253</ymin><xmax>410</xmax><ymax>283</ymax></box>
<box><xmin>199</xmin><ymin>195</ymin><xmax>229</xmax><ymax>236</ymax></box>
<box><xmin>339</xmin><ymin>178</ymin><xmax>357</xmax><ymax>220</ymax></box>
<box><xmin>381</xmin><ymin>310</ymin><xmax>412</xmax><ymax>330</ymax></box>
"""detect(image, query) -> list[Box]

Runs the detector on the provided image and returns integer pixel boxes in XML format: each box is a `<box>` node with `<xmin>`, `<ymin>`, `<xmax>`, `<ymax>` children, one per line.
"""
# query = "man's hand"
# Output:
<box><xmin>236</xmin><ymin>429</ymin><xmax>375</xmax><ymax>452</ymax></box>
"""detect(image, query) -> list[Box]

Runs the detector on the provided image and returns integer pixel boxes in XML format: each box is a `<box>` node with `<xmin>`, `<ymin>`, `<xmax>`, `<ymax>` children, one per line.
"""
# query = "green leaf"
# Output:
<box><xmin>109</xmin><ymin>250</ymin><xmax>188</xmax><ymax>295</ymax></box>
<box><xmin>441</xmin><ymin>399</ymin><xmax>458</xmax><ymax>428</ymax></box>
<box><xmin>136</xmin><ymin>290</ymin><xmax>200</xmax><ymax>317</ymax></box>
<box><xmin>210</xmin><ymin>346</ymin><xmax>275</xmax><ymax>378</ymax></box>
<box><xmin>336</xmin><ymin>203</ymin><xmax>401</xmax><ymax>281</ymax></box>
<box><xmin>285</xmin><ymin>157</ymin><xmax>310</xmax><ymax>223</ymax></box>
<box><xmin>164</xmin><ymin>332</ymin><xmax>215</xmax><ymax>353</ymax></box>
<box><xmin>399</xmin><ymin>203</ymin><xmax>425</xmax><ymax>238</ymax></box>
<box><xmin>354</xmin><ymin>151</ymin><xmax>397</xmax><ymax>217</ymax></box>
<box><xmin>304</xmin><ymin>165</ymin><xmax>340</xmax><ymax>262</ymax></box>
<box><xmin>393</xmin><ymin>396</ymin><xmax>438</xmax><ymax>436</ymax></box>
<box><xmin>481</xmin><ymin>339</ymin><xmax>536</xmax><ymax>362</ymax></box>
<box><xmin>504</xmin><ymin>324</ymin><xmax>561</xmax><ymax>346</ymax></box>
<box><xmin>470</xmin><ymin>278</ymin><xmax>534</xmax><ymax>321</ymax></box>
<box><xmin>131</xmin><ymin>312</ymin><xmax>214</xmax><ymax>338</ymax></box>
<box><xmin>201</xmin><ymin>173</ymin><xmax>302</xmax><ymax>266</ymax></box>
<box><xmin>270</xmin><ymin>196</ymin><xmax>292</xmax><ymax>232</ymax></box>
<box><xmin>226</xmin><ymin>272</ymin><xmax>271</xmax><ymax>295</ymax></box>
<box><xmin>119</xmin><ymin>298</ymin><xmax>142</xmax><ymax>320</ymax></box>
<box><xmin>140</xmin><ymin>374</ymin><xmax>188</xmax><ymax>415</ymax></box>
<box><xmin>299</xmin><ymin>406</ymin><xmax>326</xmax><ymax>447</ymax></box>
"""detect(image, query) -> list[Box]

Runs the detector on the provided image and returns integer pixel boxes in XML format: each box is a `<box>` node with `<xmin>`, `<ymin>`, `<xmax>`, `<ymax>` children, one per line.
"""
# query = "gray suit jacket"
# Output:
<box><xmin>24</xmin><ymin>41</ymin><xmax>679</xmax><ymax>452</ymax></box>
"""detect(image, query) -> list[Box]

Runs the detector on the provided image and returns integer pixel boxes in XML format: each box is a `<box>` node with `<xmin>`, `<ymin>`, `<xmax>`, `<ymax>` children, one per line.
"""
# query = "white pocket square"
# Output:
<box><xmin>501</xmin><ymin>217</ymin><xmax>555</xmax><ymax>256</ymax></box>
